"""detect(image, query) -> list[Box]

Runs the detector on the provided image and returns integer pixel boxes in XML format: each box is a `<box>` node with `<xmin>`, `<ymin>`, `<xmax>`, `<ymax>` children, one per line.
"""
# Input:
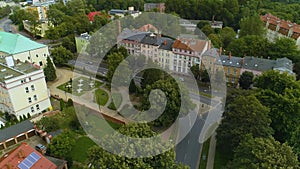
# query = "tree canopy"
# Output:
<box><xmin>44</xmin><ymin>57</ymin><xmax>57</xmax><ymax>82</ymax></box>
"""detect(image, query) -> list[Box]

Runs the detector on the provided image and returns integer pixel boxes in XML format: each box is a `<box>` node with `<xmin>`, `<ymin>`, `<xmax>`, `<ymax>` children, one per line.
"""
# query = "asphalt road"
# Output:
<box><xmin>176</xmin><ymin>112</ymin><xmax>209</xmax><ymax>169</ymax></box>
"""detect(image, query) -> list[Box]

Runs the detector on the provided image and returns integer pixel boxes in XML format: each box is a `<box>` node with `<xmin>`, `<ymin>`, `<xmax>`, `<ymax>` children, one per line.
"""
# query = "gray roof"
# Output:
<box><xmin>203</xmin><ymin>48</ymin><xmax>220</xmax><ymax>58</ymax></box>
<box><xmin>124</xmin><ymin>33</ymin><xmax>149</xmax><ymax>42</ymax></box>
<box><xmin>0</xmin><ymin>120</ymin><xmax>34</xmax><ymax>142</ymax></box>
<box><xmin>217</xmin><ymin>55</ymin><xmax>243</xmax><ymax>68</ymax></box>
<box><xmin>274</xmin><ymin>57</ymin><xmax>293</xmax><ymax>70</ymax></box>
<box><xmin>141</xmin><ymin>33</ymin><xmax>164</xmax><ymax>46</ymax></box>
<box><xmin>158</xmin><ymin>38</ymin><xmax>174</xmax><ymax>51</ymax></box>
<box><xmin>243</xmin><ymin>56</ymin><xmax>274</xmax><ymax>71</ymax></box>
<box><xmin>46</xmin><ymin>156</ymin><xmax>67</xmax><ymax>169</ymax></box>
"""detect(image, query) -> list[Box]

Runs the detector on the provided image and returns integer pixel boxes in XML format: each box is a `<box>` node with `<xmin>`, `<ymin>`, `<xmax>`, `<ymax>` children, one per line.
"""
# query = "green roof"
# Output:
<box><xmin>0</xmin><ymin>31</ymin><xmax>46</xmax><ymax>54</ymax></box>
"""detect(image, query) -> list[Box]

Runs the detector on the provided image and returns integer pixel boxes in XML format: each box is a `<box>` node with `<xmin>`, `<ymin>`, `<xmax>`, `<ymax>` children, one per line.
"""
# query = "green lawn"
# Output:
<box><xmin>108</xmin><ymin>93</ymin><xmax>122</xmax><ymax>110</ymax></box>
<box><xmin>199</xmin><ymin>137</ymin><xmax>211</xmax><ymax>169</ymax></box>
<box><xmin>57</xmin><ymin>77</ymin><xmax>103</xmax><ymax>96</ymax></box>
<box><xmin>69</xmin><ymin>136</ymin><xmax>97</xmax><ymax>163</ymax></box>
<box><xmin>94</xmin><ymin>89</ymin><xmax>109</xmax><ymax>106</ymax></box>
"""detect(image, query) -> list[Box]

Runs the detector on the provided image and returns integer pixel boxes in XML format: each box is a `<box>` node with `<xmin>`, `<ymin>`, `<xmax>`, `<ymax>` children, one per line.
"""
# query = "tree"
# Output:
<box><xmin>239</xmin><ymin>71</ymin><xmax>254</xmax><ymax>89</ymax></box>
<box><xmin>47</xmin><ymin>130</ymin><xmax>75</xmax><ymax>158</ymax></box>
<box><xmin>208</xmin><ymin>34</ymin><xmax>222</xmax><ymax>48</ymax></box>
<box><xmin>197</xmin><ymin>20</ymin><xmax>210</xmax><ymax>29</ymax></box>
<box><xmin>107</xmin><ymin>52</ymin><xmax>124</xmax><ymax>82</ymax></box>
<box><xmin>239</xmin><ymin>14</ymin><xmax>265</xmax><ymax>37</ymax></box>
<box><xmin>141</xmin><ymin>77</ymin><xmax>195</xmax><ymax>127</ymax></box>
<box><xmin>190</xmin><ymin>64</ymin><xmax>200</xmax><ymax>80</ymax></box>
<box><xmin>36</xmin><ymin>117</ymin><xmax>60</xmax><ymax>132</ymax></box>
<box><xmin>219</xmin><ymin>27</ymin><xmax>236</xmax><ymax>48</ymax></box>
<box><xmin>216</xmin><ymin>95</ymin><xmax>273</xmax><ymax>154</ymax></box>
<box><xmin>44</xmin><ymin>57</ymin><xmax>57</xmax><ymax>81</ymax></box>
<box><xmin>201</xmin><ymin>25</ymin><xmax>214</xmax><ymax>36</ymax></box>
<box><xmin>87</xmin><ymin>123</ymin><xmax>189</xmax><ymax>169</ymax></box>
<box><xmin>289</xmin><ymin>126</ymin><xmax>300</xmax><ymax>161</ymax></box>
<box><xmin>255</xmin><ymin>71</ymin><xmax>300</xmax><ymax>142</ymax></box>
<box><xmin>269</xmin><ymin>37</ymin><xmax>300</xmax><ymax>60</ymax></box>
<box><xmin>45</xmin><ymin>26</ymin><xmax>60</xmax><ymax>41</ymax></box>
<box><xmin>51</xmin><ymin>46</ymin><xmax>73</xmax><ymax>66</ymax></box>
<box><xmin>226</xmin><ymin>136</ymin><xmax>299</xmax><ymax>169</ymax></box>
<box><xmin>200</xmin><ymin>69</ymin><xmax>210</xmax><ymax>83</ymax></box>
<box><xmin>141</xmin><ymin>68</ymin><xmax>163</xmax><ymax>88</ymax></box>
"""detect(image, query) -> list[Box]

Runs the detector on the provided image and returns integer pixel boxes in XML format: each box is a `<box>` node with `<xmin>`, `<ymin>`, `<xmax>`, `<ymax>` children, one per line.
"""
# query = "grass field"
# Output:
<box><xmin>94</xmin><ymin>89</ymin><xmax>109</xmax><ymax>106</ymax></box>
<box><xmin>69</xmin><ymin>136</ymin><xmax>97</xmax><ymax>163</ymax></box>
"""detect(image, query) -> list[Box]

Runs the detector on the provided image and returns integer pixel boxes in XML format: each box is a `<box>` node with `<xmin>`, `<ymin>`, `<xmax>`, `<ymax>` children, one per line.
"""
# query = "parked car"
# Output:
<box><xmin>35</xmin><ymin>144</ymin><xmax>47</xmax><ymax>152</ymax></box>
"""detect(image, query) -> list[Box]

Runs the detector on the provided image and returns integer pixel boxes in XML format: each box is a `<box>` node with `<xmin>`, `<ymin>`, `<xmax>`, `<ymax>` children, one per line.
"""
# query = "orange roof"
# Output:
<box><xmin>172</xmin><ymin>38</ymin><xmax>209</xmax><ymax>53</ymax></box>
<box><xmin>261</xmin><ymin>13</ymin><xmax>300</xmax><ymax>39</ymax></box>
<box><xmin>0</xmin><ymin>143</ymin><xmax>57</xmax><ymax>169</ymax></box>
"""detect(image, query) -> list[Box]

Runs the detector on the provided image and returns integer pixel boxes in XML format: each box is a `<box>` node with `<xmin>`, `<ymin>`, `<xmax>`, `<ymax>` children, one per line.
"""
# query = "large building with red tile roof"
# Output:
<box><xmin>0</xmin><ymin>142</ymin><xmax>57</xmax><ymax>169</ymax></box>
<box><xmin>261</xmin><ymin>13</ymin><xmax>300</xmax><ymax>49</ymax></box>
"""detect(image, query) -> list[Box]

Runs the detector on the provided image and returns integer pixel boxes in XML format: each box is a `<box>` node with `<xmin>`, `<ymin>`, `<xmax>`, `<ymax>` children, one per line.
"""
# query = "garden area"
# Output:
<box><xmin>57</xmin><ymin>77</ymin><xmax>103</xmax><ymax>96</ymax></box>
<box><xmin>94</xmin><ymin>89</ymin><xmax>109</xmax><ymax>106</ymax></box>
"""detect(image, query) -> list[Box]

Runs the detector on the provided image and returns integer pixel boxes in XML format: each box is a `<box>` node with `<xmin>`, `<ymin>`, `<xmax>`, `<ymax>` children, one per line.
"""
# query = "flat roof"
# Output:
<box><xmin>0</xmin><ymin>120</ymin><xmax>34</xmax><ymax>143</ymax></box>
<box><xmin>0</xmin><ymin>58</ymin><xmax>39</xmax><ymax>82</ymax></box>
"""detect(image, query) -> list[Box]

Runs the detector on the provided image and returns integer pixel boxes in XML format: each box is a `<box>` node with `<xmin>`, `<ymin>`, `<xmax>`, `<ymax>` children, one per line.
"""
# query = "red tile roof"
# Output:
<box><xmin>172</xmin><ymin>38</ymin><xmax>209</xmax><ymax>53</ymax></box>
<box><xmin>261</xmin><ymin>13</ymin><xmax>300</xmax><ymax>39</ymax></box>
<box><xmin>87</xmin><ymin>11</ymin><xmax>110</xmax><ymax>22</ymax></box>
<box><xmin>0</xmin><ymin>142</ymin><xmax>57</xmax><ymax>169</ymax></box>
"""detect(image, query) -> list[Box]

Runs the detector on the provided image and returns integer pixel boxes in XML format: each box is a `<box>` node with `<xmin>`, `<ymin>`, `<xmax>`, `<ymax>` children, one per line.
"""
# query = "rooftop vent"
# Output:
<box><xmin>255</xmin><ymin>64</ymin><xmax>258</xmax><ymax>67</ymax></box>
<box><xmin>4</xmin><ymin>75</ymin><xmax>13</xmax><ymax>79</ymax></box>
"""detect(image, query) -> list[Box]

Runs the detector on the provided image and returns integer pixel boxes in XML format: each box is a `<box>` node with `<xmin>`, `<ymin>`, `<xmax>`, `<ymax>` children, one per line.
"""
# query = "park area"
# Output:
<box><xmin>57</xmin><ymin>77</ymin><xmax>103</xmax><ymax>96</ymax></box>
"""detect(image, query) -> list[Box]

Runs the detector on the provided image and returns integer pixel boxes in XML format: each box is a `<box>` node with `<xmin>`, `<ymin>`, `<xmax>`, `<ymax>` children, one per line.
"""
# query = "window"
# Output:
<box><xmin>36</xmin><ymin>54</ymin><xmax>38</xmax><ymax>58</ymax></box>
<box><xmin>39</xmin><ymin>61</ymin><xmax>43</xmax><ymax>66</ymax></box>
<box><xmin>36</xmin><ymin>104</ymin><xmax>40</xmax><ymax>110</ymax></box>
<box><xmin>28</xmin><ymin>56</ymin><xmax>31</xmax><ymax>60</ymax></box>
<box><xmin>25</xmin><ymin>87</ymin><xmax>29</xmax><ymax>93</ymax></box>
<box><xmin>33</xmin><ymin>95</ymin><xmax>37</xmax><ymax>101</ymax></box>
<box><xmin>28</xmin><ymin>97</ymin><xmax>32</xmax><ymax>103</ymax></box>
<box><xmin>31</xmin><ymin>85</ymin><xmax>35</xmax><ymax>91</ymax></box>
<box><xmin>28</xmin><ymin>77</ymin><xmax>31</xmax><ymax>81</ymax></box>
<box><xmin>31</xmin><ymin>107</ymin><xmax>34</xmax><ymax>112</ymax></box>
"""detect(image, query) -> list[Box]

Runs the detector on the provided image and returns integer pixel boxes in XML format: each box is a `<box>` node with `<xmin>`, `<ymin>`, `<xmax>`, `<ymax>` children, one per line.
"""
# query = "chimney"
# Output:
<box><xmin>164</xmin><ymin>40</ymin><xmax>167</xmax><ymax>45</ymax></box>
<box><xmin>219</xmin><ymin>47</ymin><xmax>222</xmax><ymax>56</ymax></box>
<box><xmin>116</xmin><ymin>20</ymin><xmax>121</xmax><ymax>35</ymax></box>
<box><xmin>241</xmin><ymin>58</ymin><xmax>244</xmax><ymax>65</ymax></box>
<box><xmin>228</xmin><ymin>51</ymin><xmax>232</xmax><ymax>60</ymax></box>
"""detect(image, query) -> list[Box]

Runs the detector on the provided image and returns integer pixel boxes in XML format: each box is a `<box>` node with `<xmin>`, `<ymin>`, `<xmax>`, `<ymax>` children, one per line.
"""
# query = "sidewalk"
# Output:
<box><xmin>206</xmin><ymin>132</ymin><xmax>217</xmax><ymax>169</ymax></box>
<box><xmin>47</xmin><ymin>68</ymin><xmax>128</xmax><ymax>123</ymax></box>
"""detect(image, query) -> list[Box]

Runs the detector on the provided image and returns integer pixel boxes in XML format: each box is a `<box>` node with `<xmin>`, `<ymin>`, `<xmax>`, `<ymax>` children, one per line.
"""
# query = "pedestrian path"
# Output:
<box><xmin>206</xmin><ymin>132</ymin><xmax>217</xmax><ymax>169</ymax></box>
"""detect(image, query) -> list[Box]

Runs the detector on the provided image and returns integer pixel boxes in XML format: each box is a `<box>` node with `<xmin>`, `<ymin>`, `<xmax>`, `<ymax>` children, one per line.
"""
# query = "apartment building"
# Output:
<box><xmin>172</xmin><ymin>37</ymin><xmax>211</xmax><ymax>73</ymax></box>
<box><xmin>144</xmin><ymin>3</ymin><xmax>165</xmax><ymax>12</ymax></box>
<box><xmin>0</xmin><ymin>32</ymin><xmax>50</xmax><ymax>68</ymax></box>
<box><xmin>0</xmin><ymin>57</ymin><xmax>51</xmax><ymax>120</ymax></box>
<box><xmin>261</xmin><ymin>13</ymin><xmax>300</xmax><ymax>49</ymax></box>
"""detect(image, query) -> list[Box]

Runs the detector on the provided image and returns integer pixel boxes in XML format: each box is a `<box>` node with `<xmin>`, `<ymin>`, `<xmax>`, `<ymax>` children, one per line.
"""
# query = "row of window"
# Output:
<box><xmin>31</xmin><ymin>104</ymin><xmax>40</xmax><ymax>113</ymax></box>
<box><xmin>28</xmin><ymin>95</ymin><xmax>38</xmax><ymax>103</ymax></box>
<box><xmin>21</xmin><ymin>77</ymin><xmax>32</xmax><ymax>84</ymax></box>
<box><xmin>25</xmin><ymin>85</ymin><xmax>35</xmax><ymax>93</ymax></box>
<box><xmin>27</xmin><ymin>54</ymin><xmax>47</xmax><ymax>60</ymax></box>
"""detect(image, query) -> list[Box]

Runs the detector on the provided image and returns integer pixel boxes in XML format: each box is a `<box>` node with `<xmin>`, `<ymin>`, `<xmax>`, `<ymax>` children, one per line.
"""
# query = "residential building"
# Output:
<box><xmin>158</xmin><ymin>38</ymin><xmax>174</xmax><ymax>70</ymax></box>
<box><xmin>119</xmin><ymin>32</ymin><xmax>149</xmax><ymax>56</ymax></box>
<box><xmin>23</xmin><ymin>21</ymin><xmax>50</xmax><ymax>38</ymax></box>
<box><xmin>209</xmin><ymin>21</ymin><xmax>223</xmax><ymax>29</ymax></box>
<box><xmin>75</xmin><ymin>32</ymin><xmax>90</xmax><ymax>53</ymax></box>
<box><xmin>0</xmin><ymin>142</ymin><xmax>68</xmax><ymax>169</ymax></box>
<box><xmin>144</xmin><ymin>3</ymin><xmax>165</xmax><ymax>12</ymax></box>
<box><xmin>172</xmin><ymin>37</ymin><xmax>211</xmax><ymax>73</ymax></box>
<box><xmin>0</xmin><ymin>57</ymin><xmax>52</xmax><ymax>121</ymax></box>
<box><xmin>201</xmin><ymin>48</ymin><xmax>221</xmax><ymax>75</ymax></box>
<box><xmin>0</xmin><ymin>120</ymin><xmax>35</xmax><ymax>150</ymax></box>
<box><xmin>109</xmin><ymin>7</ymin><xmax>142</xmax><ymax>18</ymax></box>
<box><xmin>241</xmin><ymin>56</ymin><xmax>294</xmax><ymax>76</ymax></box>
<box><xmin>217</xmin><ymin>53</ymin><xmax>243</xmax><ymax>85</ymax></box>
<box><xmin>261</xmin><ymin>13</ymin><xmax>300</xmax><ymax>49</ymax></box>
<box><xmin>180</xmin><ymin>19</ymin><xmax>197</xmax><ymax>32</ymax></box>
<box><xmin>0</xmin><ymin>32</ymin><xmax>51</xmax><ymax>68</ymax></box>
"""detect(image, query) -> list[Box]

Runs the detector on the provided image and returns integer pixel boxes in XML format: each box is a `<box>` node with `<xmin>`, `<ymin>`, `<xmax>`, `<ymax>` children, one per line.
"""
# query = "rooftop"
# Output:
<box><xmin>243</xmin><ymin>56</ymin><xmax>275</xmax><ymax>72</ymax></box>
<box><xmin>0</xmin><ymin>58</ymin><xmax>39</xmax><ymax>82</ymax></box>
<box><xmin>0</xmin><ymin>142</ymin><xmax>57</xmax><ymax>169</ymax></box>
<box><xmin>217</xmin><ymin>55</ymin><xmax>243</xmax><ymax>68</ymax></box>
<box><xmin>158</xmin><ymin>38</ymin><xmax>174</xmax><ymax>51</ymax></box>
<box><xmin>0</xmin><ymin>120</ymin><xmax>34</xmax><ymax>143</ymax></box>
<box><xmin>173</xmin><ymin>38</ymin><xmax>209</xmax><ymax>53</ymax></box>
<box><xmin>0</xmin><ymin>32</ymin><xmax>46</xmax><ymax>55</ymax></box>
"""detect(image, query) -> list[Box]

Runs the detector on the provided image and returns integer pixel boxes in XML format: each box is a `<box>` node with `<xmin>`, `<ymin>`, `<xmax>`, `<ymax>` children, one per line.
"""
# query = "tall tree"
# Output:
<box><xmin>226</xmin><ymin>136</ymin><xmax>299</xmax><ymax>169</ymax></box>
<box><xmin>87</xmin><ymin>123</ymin><xmax>189</xmax><ymax>169</ymax></box>
<box><xmin>239</xmin><ymin>71</ymin><xmax>254</xmax><ymax>89</ymax></box>
<box><xmin>44</xmin><ymin>57</ymin><xmax>57</xmax><ymax>81</ymax></box>
<box><xmin>47</xmin><ymin>130</ymin><xmax>75</xmax><ymax>158</ymax></box>
<box><xmin>219</xmin><ymin>27</ymin><xmax>236</xmax><ymax>48</ymax></box>
<box><xmin>51</xmin><ymin>46</ymin><xmax>73</xmax><ymax>66</ymax></box>
<box><xmin>216</xmin><ymin>95</ymin><xmax>273</xmax><ymax>154</ymax></box>
<box><xmin>107</xmin><ymin>52</ymin><xmax>125</xmax><ymax>82</ymax></box>
<box><xmin>239</xmin><ymin>14</ymin><xmax>266</xmax><ymax>37</ymax></box>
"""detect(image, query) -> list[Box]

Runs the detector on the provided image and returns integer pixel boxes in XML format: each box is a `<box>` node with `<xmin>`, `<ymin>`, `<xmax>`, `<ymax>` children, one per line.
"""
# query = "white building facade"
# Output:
<box><xmin>0</xmin><ymin>60</ymin><xmax>51</xmax><ymax>120</ymax></box>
